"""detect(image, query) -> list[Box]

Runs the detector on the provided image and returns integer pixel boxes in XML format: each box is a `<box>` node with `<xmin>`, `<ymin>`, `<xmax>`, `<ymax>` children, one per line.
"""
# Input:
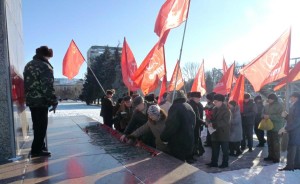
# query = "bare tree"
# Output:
<box><xmin>182</xmin><ymin>62</ymin><xmax>200</xmax><ymax>80</ymax></box>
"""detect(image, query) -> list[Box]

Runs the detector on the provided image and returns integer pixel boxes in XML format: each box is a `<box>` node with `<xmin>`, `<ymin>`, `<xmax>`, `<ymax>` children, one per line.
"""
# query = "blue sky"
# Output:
<box><xmin>23</xmin><ymin>0</ymin><xmax>300</xmax><ymax>80</ymax></box>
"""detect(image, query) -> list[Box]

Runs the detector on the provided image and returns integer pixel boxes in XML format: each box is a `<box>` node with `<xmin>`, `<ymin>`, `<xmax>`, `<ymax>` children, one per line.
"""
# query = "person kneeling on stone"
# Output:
<box><xmin>127</xmin><ymin>105</ymin><xmax>169</xmax><ymax>153</ymax></box>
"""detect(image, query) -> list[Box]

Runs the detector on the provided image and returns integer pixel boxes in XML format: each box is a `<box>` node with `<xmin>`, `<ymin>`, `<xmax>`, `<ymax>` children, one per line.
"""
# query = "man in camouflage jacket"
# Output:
<box><xmin>23</xmin><ymin>46</ymin><xmax>58</xmax><ymax>157</ymax></box>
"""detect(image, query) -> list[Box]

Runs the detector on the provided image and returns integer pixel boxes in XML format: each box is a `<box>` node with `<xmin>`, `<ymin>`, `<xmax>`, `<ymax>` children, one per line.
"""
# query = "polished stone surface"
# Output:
<box><xmin>0</xmin><ymin>115</ymin><xmax>228</xmax><ymax>183</ymax></box>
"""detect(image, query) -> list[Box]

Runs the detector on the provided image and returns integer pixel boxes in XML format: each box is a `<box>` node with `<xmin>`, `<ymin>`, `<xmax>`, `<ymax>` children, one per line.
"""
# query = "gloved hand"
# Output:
<box><xmin>49</xmin><ymin>102</ymin><xmax>58</xmax><ymax>113</ymax></box>
<box><xmin>278</xmin><ymin>127</ymin><xmax>287</xmax><ymax>135</ymax></box>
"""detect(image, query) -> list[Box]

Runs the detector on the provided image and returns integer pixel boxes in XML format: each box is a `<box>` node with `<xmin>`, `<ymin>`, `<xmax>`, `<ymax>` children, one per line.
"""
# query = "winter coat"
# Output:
<box><xmin>100</xmin><ymin>97</ymin><xmax>114</xmax><ymax>120</ymax></box>
<box><xmin>124</xmin><ymin>102</ymin><xmax>155</xmax><ymax>147</ymax></box>
<box><xmin>285</xmin><ymin>100</ymin><xmax>300</xmax><ymax>146</ymax></box>
<box><xmin>160</xmin><ymin>98</ymin><xmax>195</xmax><ymax>160</ymax></box>
<box><xmin>255</xmin><ymin>101</ymin><xmax>264</xmax><ymax>125</ymax></box>
<box><xmin>211</xmin><ymin>103</ymin><xmax>231</xmax><ymax>142</ymax></box>
<box><xmin>241</xmin><ymin>99</ymin><xmax>257</xmax><ymax>125</ymax></box>
<box><xmin>23</xmin><ymin>55</ymin><xmax>57</xmax><ymax>107</ymax></box>
<box><xmin>188</xmin><ymin>100</ymin><xmax>205</xmax><ymax>127</ymax></box>
<box><xmin>131</xmin><ymin>118</ymin><xmax>169</xmax><ymax>153</ymax></box>
<box><xmin>229</xmin><ymin>106</ymin><xmax>243</xmax><ymax>142</ymax></box>
<box><xmin>263</xmin><ymin>101</ymin><xmax>285</xmax><ymax>132</ymax></box>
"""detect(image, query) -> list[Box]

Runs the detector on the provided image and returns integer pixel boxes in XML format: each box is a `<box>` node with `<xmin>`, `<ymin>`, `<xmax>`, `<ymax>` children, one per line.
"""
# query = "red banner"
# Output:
<box><xmin>229</xmin><ymin>75</ymin><xmax>245</xmax><ymax>112</ymax></box>
<box><xmin>154</xmin><ymin>0</ymin><xmax>190</xmax><ymax>47</ymax></box>
<box><xmin>274</xmin><ymin>61</ymin><xmax>300</xmax><ymax>91</ymax></box>
<box><xmin>168</xmin><ymin>60</ymin><xmax>184</xmax><ymax>91</ymax></box>
<box><xmin>213</xmin><ymin>62</ymin><xmax>235</xmax><ymax>95</ymax></box>
<box><xmin>191</xmin><ymin>60</ymin><xmax>206</xmax><ymax>95</ymax></box>
<box><xmin>132</xmin><ymin>43</ymin><xmax>165</xmax><ymax>95</ymax></box>
<box><xmin>62</xmin><ymin>40</ymin><xmax>85</xmax><ymax>79</ymax></box>
<box><xmin>121</xmin><ymin>38</ymin><xmax>139</xmax><ymax>91</ymax></box>
<box><xmin>240</xmin><ymin>28</ymin><xmax>291</xmax><ymax>91</ymax></box>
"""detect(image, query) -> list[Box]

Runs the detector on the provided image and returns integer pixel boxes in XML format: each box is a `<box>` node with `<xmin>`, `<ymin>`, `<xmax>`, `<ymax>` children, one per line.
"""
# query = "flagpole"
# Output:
<box><xmin>172</xmin><ymin>0</ymin><xmax>192</xmax><ymax>103</ymax></box>
<box><xmin>85</xmin><ymin>61</ymin><xmax>106</xmax><ymax>94</ymax></box>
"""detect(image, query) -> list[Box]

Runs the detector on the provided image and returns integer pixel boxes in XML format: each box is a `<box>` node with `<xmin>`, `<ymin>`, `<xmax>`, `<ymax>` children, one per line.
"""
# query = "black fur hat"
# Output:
<box><xmin>190</xmin><ymin>92</ymin><xmax>201</xmax><ymax>98</ymax></box>
<box><xmin>36</xmin><ymin>46</ymin><xmax>53</xmax><ymax>57</ymax></box>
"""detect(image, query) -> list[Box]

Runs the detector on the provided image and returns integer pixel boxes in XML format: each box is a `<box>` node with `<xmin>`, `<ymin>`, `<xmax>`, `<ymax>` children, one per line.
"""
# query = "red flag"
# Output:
<box><xmin>274</xmin><ymin>61</ymin><xmax>300</xmax><ymax>91</ymax></box>
<box><xmin>168</xmin><ymin>60</ymin><xmax>184</xmax><ymax>91</ymax></box>
<box><xmin>158</xmin><ymin>75</ymin><xmax>168</xmax><ymax>104</ymax></box>
<box><xmin>154</xmin><ymin>0</ymin><xmax>190</xmax><ymax>47</ymax></box>
<box><xmin>132</xmin><ymin>43</ymin><xmax>166</xmax><ymax>95</ymax></box>
<box><xmin>223</xmin><ymin>57</ymin><xmax>228</xmax><ymax>73</ymax></box>
<box><xmin>63</xmin><ymin>40</ymin><xmax>85</xmax><ymax>79</ymax></box>
<box><xmin>191</xmin><ymin>60</ymin><xmax>206</xmax><ymax>95</ymax></box>
<box><xmin>240</xmin><ymin>28</ymin><xmax>291</xmax><ymax>92</ymax></box>
<box><xmin>229</xmin><ymin>75</ymin><xmax>245</xmax><ymax>112</ymax></box>
<box><xmin>121</xmin><ymin>38</ymin><xmax>139</xmax><ymax>91</ymax></box>
<box><xmin>213</xmin><ymin>62</ymin><xmax>235</xmax><ymax>95</ymax></box>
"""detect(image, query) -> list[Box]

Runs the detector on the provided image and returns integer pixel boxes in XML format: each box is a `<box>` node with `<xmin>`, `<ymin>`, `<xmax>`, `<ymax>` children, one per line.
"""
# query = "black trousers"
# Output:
<box><xmin>254</xmin><ymin>121</ymin><xmax>266</xmax><ymax>144</ymax></box>
<box><xmin>30</xmin><ymin>107</ymin><xmax>48</xmax><ymax>154</ymax></box>
<box><xmin>211</xmin><ymin>141</ymin><xmax>229</xmax><ymax>165</ymax></box>
<box><xmin>241</xmin><ymin>124</ymin><xmax>254</xmax><ymax>149</ymax></box>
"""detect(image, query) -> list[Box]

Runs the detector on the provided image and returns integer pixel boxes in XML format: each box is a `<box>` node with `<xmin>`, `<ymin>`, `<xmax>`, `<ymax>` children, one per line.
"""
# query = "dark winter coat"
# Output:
<box><xmin>124</xmin><ymin>102</ymin><xmax>155</xmax><ymax>147</ymax></box>
<box><xmin>188</xmin><ymin>100</ymin><xmax>205</xmax><ymax>127</ymax></box>
<box><xmin>255</xmin><ymin>101</ymin><xmax>264</xmax><ymax>125</ymax></box>
<box><xmin>100</xmin><ymin>96</ymin><xmax>114</xmax><ymax>121</ymax></box>
<box><xmin>160</xmin><ymin>98</ymin><xmax>195</xmax><ymax>161</ymax></box>
<box><xmin>285</xmin><ymin>100</ymin><xmax>300</xmax><ymax>146</ymax></box>
<box><xmin>229</xmin><ymin>106</ymin><xmax>243</xmax><ymax>142</ymax></box>
<box><xmin>242</xmin><ymin>99</ymin><xmax>257</xmax><ymax>125</ymax></box>
<box><xmin>211</xmin><ymin>103</ymin><xmax>231</xmax><ymax>142</ymax></box>
<box><xmin>23</xmin><ymin>55</ymin><xmax>57</xmax><ymax>107</ymax></box>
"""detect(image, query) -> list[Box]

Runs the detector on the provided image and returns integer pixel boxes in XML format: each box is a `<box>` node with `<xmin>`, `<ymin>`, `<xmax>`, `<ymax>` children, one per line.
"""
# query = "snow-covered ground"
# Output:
<box><xmin>45</xmin><ymin>102</ymin><xmax>300</xmax><ymax>184</ymax></box>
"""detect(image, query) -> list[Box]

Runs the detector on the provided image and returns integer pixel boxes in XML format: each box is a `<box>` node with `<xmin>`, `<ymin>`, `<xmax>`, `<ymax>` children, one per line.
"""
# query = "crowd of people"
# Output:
<box><xmin>100</xmin><ymin>89</ymin><xmax>300</xmax><ymax>170</ymax></box>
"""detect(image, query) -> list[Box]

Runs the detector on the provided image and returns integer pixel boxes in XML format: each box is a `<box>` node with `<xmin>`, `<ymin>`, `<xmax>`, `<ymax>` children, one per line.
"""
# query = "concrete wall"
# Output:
<box><xmin>0</xmin><ymin>0</ymin><xmax>27</xmax><ymax>163</ymax></box>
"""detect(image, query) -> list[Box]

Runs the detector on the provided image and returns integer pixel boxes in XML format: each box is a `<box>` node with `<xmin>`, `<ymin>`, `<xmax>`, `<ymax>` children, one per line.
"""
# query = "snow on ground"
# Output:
<box><xmin>43</xmin><ymin>102</ymin><xmax>300</xmax><ymax>184</ymax></box>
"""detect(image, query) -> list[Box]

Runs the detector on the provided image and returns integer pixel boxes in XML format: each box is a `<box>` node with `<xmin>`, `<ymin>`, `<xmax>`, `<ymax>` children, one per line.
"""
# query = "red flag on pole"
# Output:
<box><xmin>132</xmin><ymin>43</ymin><xmax>166</xmax><ymax>95</ymax></box>
<box><xmin>213</xmin><ymin>62</ymin><xmax>235</xmax><ymax>95</ymax></box>
<box><xmin>191</xmin><ymin>60</ymin><xmax>206</xmax><ymax>95</ymax></box>
<box><xmin>223</xmin><ymin>57</ymin><xmax>228</xmax><ymax>74</ymax></box>
<box><xmin>240</xmin><ymin>28</ymin><xmax>291</xmax><ymax>92</ymax></box>
<box><xmin>158</xmin><ymin>75</ymin><xmax>168</xmax><ymax>104</ymax></box>
<box><xmin>121</xmin><ymin>38</ymin><xmax>139</xmax><ymax>91</ymax></box>
<box><xmin>229</xmin><ymin>75</ymin><xmax>245</xmax><ymax>112</ymax></box>
<box><xmin>274</xmin><ymin>61</ymin><xmax>300</xmax><ymax>91</ymax></box>
<box><xmin>154</xmin><ymin>0</ymin><xmax>190</xmax><ymax>47</ymax></box>
<box><xmin>62</xmin><ymin>40</ymin><xmax>85</xmax><ymax>79</ymax></box>
<box><xmin>168</xmin><ymin>60</ymin><xmax>184</xmax><ymax>91</ymax></box>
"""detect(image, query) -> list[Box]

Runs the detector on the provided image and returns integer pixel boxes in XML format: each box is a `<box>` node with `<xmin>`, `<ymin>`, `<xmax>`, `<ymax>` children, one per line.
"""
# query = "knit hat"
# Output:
<box><xmin>291</xmin><ymin>92</ymin><xmax>300</xmax><ymax>98</ymax></box>
<box><xmin>147</xmin><ymin>105</ymin><xmax>161</xmax><ymax>121</ymax></box>
<box><xmin>268</xmin><ymin>93</ymin><xmax>278</xmax><ymax>101</ymax></box>
<box><xmin>133</xmin><ymin>96</ymin><xmax>144</xmax><ymax>107</ymax></box>
<box><xmin>214</xmin><ymin>94</ymin><xmax>225</xmax><ymax>102</ymax></box>
<box><xmin>190</xmin><ymin>92</ymin><xmax>201</xmax><ymax>98</ymax></box>
<box><xmin>36</xmin><ymin>46</ymin><xmax>53</xmax><ymax>57</ymax></box>
<box><xmin>244</xmin><ymin>93</ymin><xmax>251</xmax><ymax>99</ymax></box>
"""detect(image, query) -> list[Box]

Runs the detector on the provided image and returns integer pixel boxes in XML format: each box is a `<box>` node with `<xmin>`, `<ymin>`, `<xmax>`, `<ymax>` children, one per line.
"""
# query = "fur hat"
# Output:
<box><xmin>123</xmin><ymin>96</ymin><xmax>131</xmax><ymax>102</ymax></box>
<box><xmin>214</xmin><ymin>94</ymin><xmax>225</xmax><ymax>102</ymax></box>
<box><xmin>147</xmin><ymin>105</ymin><xmax>161</xmax><ymax>120</ymax></box>
<box><xmin>190</xmin><ymin>92</ymin><xmax>201</xmax><ymax>98</ymax></box>
<box><xmin>291</xmin><ymin>92</ymin><xmax>300</xmax><ymax>98</ymax></box>
<box><xmin>106</xmin><ymin>90</ymin><xmax>113</xmax><ymax>95</ymax></box>
<box><xmin>268</xmin><ymin>93</ymin><xmax>278</xmax><ymax>101</ymax></box>
<box><xmin>145</xmin><ymin>93</ymin><xmax>155</xmax><ymax>102</ymax></box>
<box><xmin>254</xmin><ymin>95</ymin><xmax>262</xmax><ymax>101</ymax></box>
<box><xmin>36</xmin><ymin>46</ymin><xmax>53</xmax><ymax>57</ymax></box>
<box><xmin>133</xmin><ymin>96</ymin><xmax>144</xmax><ymax>107</ymax></box>
<box><xmin>206</xmin><ymin>92</ymin><xmax>215</xmax><ymax>101</ymax></box>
